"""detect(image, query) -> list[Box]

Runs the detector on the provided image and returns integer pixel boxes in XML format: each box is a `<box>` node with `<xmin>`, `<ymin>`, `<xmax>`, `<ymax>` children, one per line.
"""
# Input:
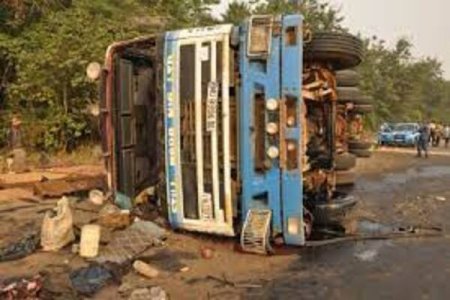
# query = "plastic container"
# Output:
<box><xmin>79</xmin><ymin>224</ymin><xmax>101</xmax><ymax>258</ymax></box>
<box><xmin>133</xmin><ymin>260</ymin><xmax>160</xmax><ymax>278</ymax></box>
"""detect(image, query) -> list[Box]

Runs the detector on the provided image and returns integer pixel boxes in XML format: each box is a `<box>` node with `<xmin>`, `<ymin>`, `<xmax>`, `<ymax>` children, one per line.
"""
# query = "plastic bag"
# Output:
<box><xmin>70</xmin><ymin>264</ymin><xmax>113</xmax><ymax>296</ymax></box>
<box><xmin>41</xmin><ymin>197</ymin><xmax>75</xmax><ymax>251</ymax></box>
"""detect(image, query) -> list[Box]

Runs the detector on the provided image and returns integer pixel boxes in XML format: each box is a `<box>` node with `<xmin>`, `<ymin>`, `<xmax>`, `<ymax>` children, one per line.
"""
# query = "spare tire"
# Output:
<box><xmin>349</xmin><ymin>148</ymin><xmax>372</xmax><ymax>158</ymax></box>
<box><xmin>312</xmin><ymin>195</ymin><xmax>357</xmax><ymax>226</ymax></box>
<box><xmin>336</xmin><ymin>70</ymin><xmax>360</xmax><ymax>87</ymax></box>
<box><xmin>348</xmin><ymin>140</ymin><xmax>372</xmax><ymax>150</ymax></box>
<box><xmin>304</xmin><ymin>32</ymin><xmax>363</xmax><ymax>70</ymax></box>
<box><xmin>336</xmin><ymin>87</ymin><xmax>373</xmax><ymax>105</ymax></box>
<box><xmin>335</xmin><ymin>152</ymin><xmax>356</xmax><ymax>171</ymax></box>
<box><xmin>351</xmin><ymin>104</ymin><xmax>373</xmax><ymax>114</ymax></box>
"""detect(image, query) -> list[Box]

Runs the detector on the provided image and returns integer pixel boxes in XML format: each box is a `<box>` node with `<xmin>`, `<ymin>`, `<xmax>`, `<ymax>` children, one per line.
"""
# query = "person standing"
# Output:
<box><xmin>428</xmin><ymin>121</ymin><xmax>436</xmax><ymax>146</ymax></box>
<box><xmin>444</xmin><ymin>124</ymin><xmax>450</xmax><ymax>148</ymax></box>
<box><xmin>417</xmin><ymin>123</ymin><xmax>430</xmax><ymax>158</ymax></box>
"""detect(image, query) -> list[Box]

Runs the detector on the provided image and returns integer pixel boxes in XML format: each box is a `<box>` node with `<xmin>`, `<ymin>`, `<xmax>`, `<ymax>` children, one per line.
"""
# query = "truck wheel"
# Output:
<box><xmin>312</xmin><ymin>195</ymin><xmax>357</xmax><ymax>226</ymax></box>
<box><xmin>351</xmin><ymin>104</ymin><xmax>373</xmax><ymax>114</ymax></box>
<box><xmin>348</xmin><ymin>140</ymin><xmax>372</xmax><ymax>150</ymax></box>
<box><xmin>304</xmin><ymin>32</ymin><xmax>363</xmax><ymax>70</ymax></box>
<box><xmin>349</xmin><ymin>148</ymin><xmax>372</xmax><ymax>158</ymax></box>
<box><xmin>335</xmin><ymin>152</ymin><xmax>356</xmax><ymax>171</ymax></box>
<box><xmin>336</xmin><ymin>87</ymin><xmax>372</xmax><ymax>105</ymax></box>
<box><xmin>335</xmin><ymin>169</ymin><xmax>356</xmax><ymax>186</ymax></box>
<box><xmin>336</xmin><ymin>70</ymin><xmax>360</xmax><ymax>87</ymax></box>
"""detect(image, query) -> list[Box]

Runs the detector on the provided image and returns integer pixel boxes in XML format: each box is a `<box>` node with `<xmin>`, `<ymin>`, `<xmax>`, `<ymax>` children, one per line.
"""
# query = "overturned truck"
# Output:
<box><xmin>98</xmin><ymin>14</ymin><xmax>368</xmax><ymax>253</ymax></box>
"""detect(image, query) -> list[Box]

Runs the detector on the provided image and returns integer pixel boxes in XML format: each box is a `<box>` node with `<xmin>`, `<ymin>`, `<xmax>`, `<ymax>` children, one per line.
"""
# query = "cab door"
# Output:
<box><xmin>101</xmin><ymin>37</ymin><xmax>161</xmax><ymax>207</ymax></box>
<box><xmin>164</xmin><ymin>25</ymin><xmax>235</xmax><ymax>236</ymax></box>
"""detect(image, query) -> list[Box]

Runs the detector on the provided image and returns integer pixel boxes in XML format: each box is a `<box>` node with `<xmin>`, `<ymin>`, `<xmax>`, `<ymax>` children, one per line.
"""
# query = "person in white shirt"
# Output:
<box><xmin>444</xmin><ymin>125</ymin><xmax>450</xmax><ymax>148</ymax></box>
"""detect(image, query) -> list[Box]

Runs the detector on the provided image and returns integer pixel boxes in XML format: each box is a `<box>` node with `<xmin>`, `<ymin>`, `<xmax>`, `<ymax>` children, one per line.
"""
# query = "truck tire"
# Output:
<box><xmin>348</xmin><ymin>140</ymin><xmax>372</xmax><ymax>150</ymax></box>
<box><xmin>351</xmin><ymin>104</ymin><xmax>373</xmax><ymax>114</ymax></box>
<box><xmin>335</xmin><ymin>169</ymin><xmax>356</xmax><ymax>186</ymax></box>
<box><xmin>336</xmin><ymin>70</ymin><xmax>360</xmax><ymax>87</ymax></box>
<box><xmin>312</xmin><ymin>195</ymin><xmax>357</xmax><ymax>226</ymax></box>
<box><xmin>304</xmin><ymin>32</ymin><xmax>363</xmax><ymax>70</ymax></box>
<box><xmin>336</xmin><ymin>87</ymin><xmax>372</xmax><ymax>105</ymax></box>
<box><xmin>335</xmin><ymin>152</ymin><xmax>356</xmax><ymax>171</ymax></box>
<box><xmin>349</xmin><ymin>148</ymin><xmax>372</xmax><ymax>158</ymax></box>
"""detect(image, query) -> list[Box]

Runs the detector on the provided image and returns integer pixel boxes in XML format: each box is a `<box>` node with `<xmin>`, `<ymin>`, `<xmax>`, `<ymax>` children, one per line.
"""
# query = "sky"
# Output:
<box><xmin>211</xmin><ymin>0</ymin><xmax>450</xmax><ymax>79</ymax></box>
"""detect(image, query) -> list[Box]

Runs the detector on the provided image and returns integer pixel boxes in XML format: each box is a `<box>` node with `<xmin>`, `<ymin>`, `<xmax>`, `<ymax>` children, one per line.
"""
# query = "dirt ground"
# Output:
<box><xmin>1</xmin><ymin>146</ymin><xmax>450</xmax><ymax>299</ymax></box>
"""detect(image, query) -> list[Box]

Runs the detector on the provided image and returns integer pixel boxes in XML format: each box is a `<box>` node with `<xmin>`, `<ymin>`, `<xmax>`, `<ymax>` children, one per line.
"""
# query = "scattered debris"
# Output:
<box><xmin>33</xmin><ymin>175</ymin><xmax>105</xmax><ymax>197</ymax></box>
<box><xmin>80</xmin><ymin>224</ymin><xmax>101</xmax><ymax>258</ymax></box>
<box><xmin>96</xmin><ymin>221</ymin><xmax>166</xmax><ymax>264</ymax></box>
<box><xmin>89</xmin><ymin>189</ymin><xmax>105</xmax><ymax>205</ymax></box>
<box><xmin>133</xmin><ymin>260</ymin><xmax>160</xmax><ymax>279</ymax></box>
<box><xmin>98</xmin><ymin>204</ymin><xmax>131</xmax><ymax>229</ymax></box>
<box><xmin>41</xmin><ymin>197</ymin><xmax>75</xmax><ymax>252</ymax></box>
<box><xmin>200</xmin><ymin>246</ymin><xmax>215</xmax><ymax>259</ymax></box>
<box><xmin>129</xmin><ymin>287</ymin><xmax>167</xmax><ymax>300</ymax></box>
<box><xmin>0</xmin><ymin>274</ymin><xmax>44</xmax><ymax>299</ymax></box>
<box><xmin>70</xmin><ymin>264</ymin><xmax>115</xmax><ymax>296</ymax></box>
<box><xmin>435</xmin><ymin>196</ymin><xmax>446</xmax><ymax>202</ymax></box>
<box><xmin>0</xmin><ymin>233</ymin><xmax>40</xmax><ymax>262</ymax></box>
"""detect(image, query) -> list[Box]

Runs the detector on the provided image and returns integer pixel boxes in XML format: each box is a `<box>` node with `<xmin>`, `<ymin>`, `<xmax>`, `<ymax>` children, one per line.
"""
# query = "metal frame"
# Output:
<box><xmin>239</xmin><ymin>15</ymin><xmax>305</xmax><ymax>245</ymax></box>
<box><xmin>164</xmin><ymin>25</ymin><xmax>235</xmax><ymax>236</ymax></box>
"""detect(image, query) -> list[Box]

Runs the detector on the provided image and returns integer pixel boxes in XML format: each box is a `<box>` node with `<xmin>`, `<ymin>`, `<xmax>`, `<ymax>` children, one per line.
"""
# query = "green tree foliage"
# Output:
<box><xmin>0</xmin><ymin>0</ymin><xmax>216</xmax><ymax>151</ymax></box>
<box><xmin>222</xmin><ymin>0</ymin><xmax>343</xmax><ymax>31</ymax></box>
<box><xmin>221</xmin><ymin>2</ymin><xmax>252</xmax><ymax>25</ymax></box>
<box><xmin>358</xmin><ymin>36</ymin><xmax>450</xmax><ymax>128</ymax></box>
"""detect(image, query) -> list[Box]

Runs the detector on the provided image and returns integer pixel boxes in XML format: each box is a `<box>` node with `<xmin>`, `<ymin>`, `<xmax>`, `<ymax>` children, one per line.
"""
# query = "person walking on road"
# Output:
<box><xmin>417</xmin><ymin>124</ymin><xmax>430</xmax><ymax>158</ymax></box>
<box><xmin>444</xmin><ymin>124</ymin><xmax>450</xmax><ymax>148</ymax></box>
<box><xmin>429</xmin><ymin>121</ymin><xmax>436</xmax><ymax>146</ymax></box>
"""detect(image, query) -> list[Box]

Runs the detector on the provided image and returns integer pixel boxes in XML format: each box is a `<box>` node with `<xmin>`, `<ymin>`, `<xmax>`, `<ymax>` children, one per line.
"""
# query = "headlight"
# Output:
<box><xmin>267</xmin><ymin>146</ymin><xmax>279</xmax><ymax>159</ymax></box>
<box><xmin>266</xmin><ymin>122</ymin><xmax>278</xmax><ymax>135</ymax></box>
<box><xmin>266</xmin><ymin>98</ymin><xmax>278</xmax><ymax>111</ymax></box>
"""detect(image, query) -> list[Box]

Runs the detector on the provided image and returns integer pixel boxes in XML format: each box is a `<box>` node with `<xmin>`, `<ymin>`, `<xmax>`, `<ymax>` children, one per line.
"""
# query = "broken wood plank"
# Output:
<box><xmin>33</xmin><ymin>175</ymin><xmax>106</xmax><ymax>197</ymax></box>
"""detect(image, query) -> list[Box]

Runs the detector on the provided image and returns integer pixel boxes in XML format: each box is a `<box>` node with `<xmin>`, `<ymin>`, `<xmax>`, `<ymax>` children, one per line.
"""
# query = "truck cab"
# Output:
<box><xmin>99</xmin><ymin>14</ymin><xmax>363</xmax><ymax>253</ymax></box>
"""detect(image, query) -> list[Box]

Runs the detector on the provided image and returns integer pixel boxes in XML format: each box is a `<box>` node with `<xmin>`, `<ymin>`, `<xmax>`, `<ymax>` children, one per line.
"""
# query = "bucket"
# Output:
<box><xmin>79</xmin><ymin>224</ymin><xmax>101</xmax><ymax>258</ymax></box>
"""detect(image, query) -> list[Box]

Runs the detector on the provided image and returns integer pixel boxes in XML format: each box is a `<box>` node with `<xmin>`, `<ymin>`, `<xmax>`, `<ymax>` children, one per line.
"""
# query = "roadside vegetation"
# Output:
<box><xmin>0</xmin><ymin>0</ymin><xmax>448</xmax><ymax>152</ymax></box>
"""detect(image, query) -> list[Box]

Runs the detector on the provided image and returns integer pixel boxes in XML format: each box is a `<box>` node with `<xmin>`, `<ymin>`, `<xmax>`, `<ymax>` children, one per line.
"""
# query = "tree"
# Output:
<box><xmin>222</xmin><ymin>2</ymin><xmax>252</xmax><ymax>25</ymax></box>
<box><xmin>0</xmin><ymin>0</ymin><xmax>218</xmax><ymax>150</ymax></box>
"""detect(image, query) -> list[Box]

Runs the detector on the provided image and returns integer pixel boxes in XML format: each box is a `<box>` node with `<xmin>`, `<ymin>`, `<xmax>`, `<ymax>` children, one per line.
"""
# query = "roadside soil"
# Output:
<box><xmin>1</xmin><ymin>147</ymin><xmax>450</xmax><ymax>299</ymax></box>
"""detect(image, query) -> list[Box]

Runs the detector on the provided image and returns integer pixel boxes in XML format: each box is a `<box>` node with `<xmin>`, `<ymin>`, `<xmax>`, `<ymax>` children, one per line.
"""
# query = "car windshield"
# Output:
<box><xmin>394</xmin><ymin>124</ymin><xmax>416</xmax><ymax>132</ymax></box>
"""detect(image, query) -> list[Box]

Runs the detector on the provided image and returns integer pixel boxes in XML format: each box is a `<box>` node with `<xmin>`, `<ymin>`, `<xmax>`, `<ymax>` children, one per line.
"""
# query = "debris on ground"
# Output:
<box><xmin>435</xmin><ymin>196</ymin><xmax>446</xmax><ymax>202</ymax></box>
<box><xmin>199</xmin><ymin>246</ymin><xmax>215</xmax><ymax>259</ymax></box>
<box><xmin>98</xmin><ymin>203</ymin><xmax>131</xmax><ymax>229</ymax></box>
<box><xmin>96</xmin><ymin>221</ymin><xmax>167</xmax><ymax>264</ymax></box>
<box><xmin>79</xmin><ymin>224</ymin><xmax>101</xmax><ymax>258</ymax></box>
<box><xmin>0</xmin><ymin>233</ymin><xmax>40</xmax><ymax>262</ymax></box>
<box><xmin>33</xmin><ymin>175</ymin><xmax>106</xmax><ymax>197</ymax></box>
<box><xmin>128</xmin><ymin>286</ymin><xmax>168</xmax><ymax>300</ymax></box>
<box><xmin>41</xmin><ymin>197</ymin><xmax>75</xmax><ymax>251</ymax></box>
<box><xmin>89</xmin><ymin>189</ymin><xmax>105</xmax><ymax>205</ymax></box>
<box><xmin>0</xmin><ymin>274</ymin><xmax>44</xmax><ymax>299</ymax></box>
<box><xmin>133</xmin><ymin>260</ymin><xmax>160</xmax><ymax>279</ymax></box>
<box><xmin>69</xmin><ymin>264</ymin><xmax>115</xmax><ymax>296</ymax></box>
